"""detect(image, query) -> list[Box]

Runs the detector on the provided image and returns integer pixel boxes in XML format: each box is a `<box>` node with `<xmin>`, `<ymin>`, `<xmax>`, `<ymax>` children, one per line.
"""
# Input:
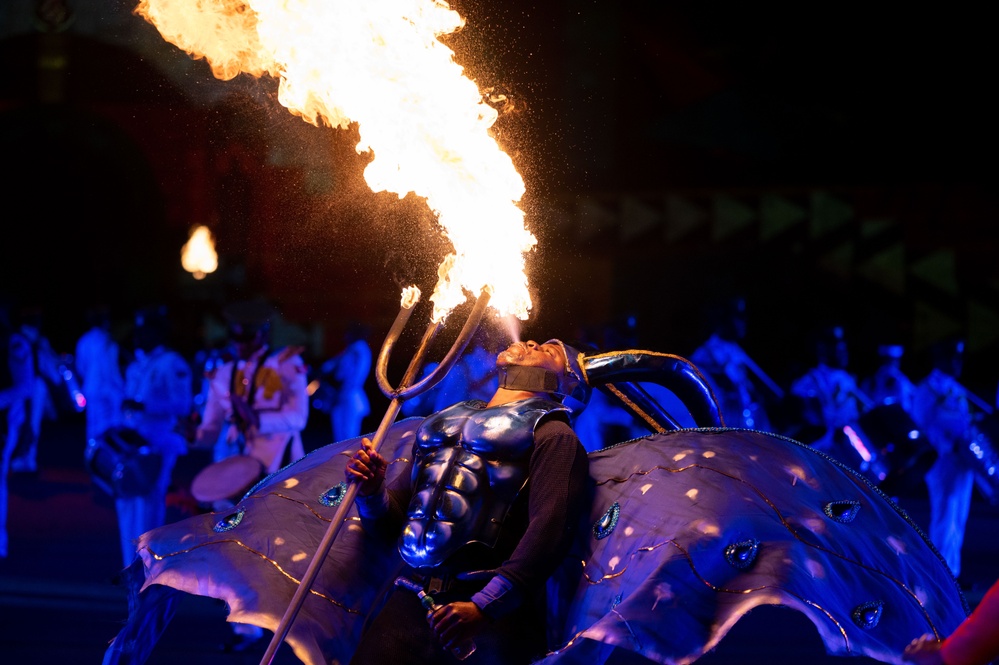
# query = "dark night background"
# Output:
<box><xmin>1</xmin><ymin>0</ymin><xmax>996</xmax><ymax>404</ymax></box>
<box><xmin>1</xmin><ymin>3</ymin><xmax>998</xmax><ymax>664</ymax></box>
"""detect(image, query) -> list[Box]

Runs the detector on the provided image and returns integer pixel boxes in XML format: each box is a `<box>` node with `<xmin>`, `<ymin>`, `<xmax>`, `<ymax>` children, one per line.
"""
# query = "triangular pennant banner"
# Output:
<box><xmin>664</xmin><ymin>195</ymin><xmax>706</xmax><ymax>241</ymax></box>
<box><xmin>860</xmin><ymin>218</ymin><xmax>896</xmax><ymax>239</ymax></box>
<box><xmin>810</xmin><ymin>190</ymin><xmax>854</xmax><ymax>238</ymax></box>
<box><xmin>910</xmin><ymin>249</ymin><xmax>960</xmax><ymax>295</ymax></box>
<box><xmin>711</xmin><ymin>195</ymin><xmax>756</xmax><ymax>241</ymax></box>
<box><xmin>620</xmin><ymin>196</ymin><xmax>663</xmax><ymax>242</ymax></box>
<box><xmin>759</xmin><ymin>194</ymin><xmax>805</xmax><ymax>240</ymax></box>
<box><xmin>912</xmin><ymin>300</ymin><xmax>964</xmax><ymax>352</ymax></box>
<box><xmin>856</xmin><ymin>244</ymin><xmax>906</xmax><ymax>294</ymax></box>
<box><xmin>577</xmin><ymin>197</ymin><xmax>618</xmax><ymax>242</ymax></box>
<box><xmin>968</xmin><ymin>299</ymin><xmax>999</xmax><ymax>353</ymax></box>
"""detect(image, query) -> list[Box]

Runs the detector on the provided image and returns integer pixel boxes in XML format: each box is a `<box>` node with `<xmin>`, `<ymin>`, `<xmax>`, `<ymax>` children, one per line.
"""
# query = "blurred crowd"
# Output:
<box><xmin>3</xmin><ymin>293</ymin><xmax>998</xmax><ymax>594</ymax></box>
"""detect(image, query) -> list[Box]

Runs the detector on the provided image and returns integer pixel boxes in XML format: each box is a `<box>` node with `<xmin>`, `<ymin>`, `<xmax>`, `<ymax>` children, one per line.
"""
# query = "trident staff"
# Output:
<box><xmin>259</xmin><ymin>287</ymin><xmax>492</xmax><ymax>665</ymax></box>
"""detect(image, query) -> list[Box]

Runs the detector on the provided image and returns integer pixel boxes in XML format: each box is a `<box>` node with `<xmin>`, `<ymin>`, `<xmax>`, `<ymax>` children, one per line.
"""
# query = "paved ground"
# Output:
<box><xmin>2</xmin><ymin>412</ymin><xmax>996</xmax><ymax>665</ymax></box>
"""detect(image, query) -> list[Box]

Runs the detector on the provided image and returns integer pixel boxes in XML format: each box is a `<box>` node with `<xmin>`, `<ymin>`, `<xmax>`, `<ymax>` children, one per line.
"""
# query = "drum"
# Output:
<box><xmin>190</xmin><ymin>455</ymin><xmax>265</xmax><ymax>508</ymax></box>
<box><xmin>857</xmin><ymin>404</ymin><xmax>935</xmax><ymax>496</ymax></box>
<box><xmin>84</xmin><ymin>426</ymin><xmax>163</xmax><ymax>498</ymax></box>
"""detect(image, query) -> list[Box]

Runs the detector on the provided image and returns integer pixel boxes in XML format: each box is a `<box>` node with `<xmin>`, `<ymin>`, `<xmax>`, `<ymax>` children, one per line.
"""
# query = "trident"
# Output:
<box><xmin>259</xmin><ymin>287</ymin><xmax>492</xmax><ymax>665</ymax></box>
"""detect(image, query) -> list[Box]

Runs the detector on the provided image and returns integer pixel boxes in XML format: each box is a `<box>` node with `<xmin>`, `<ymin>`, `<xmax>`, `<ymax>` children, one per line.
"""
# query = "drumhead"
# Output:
<box><xmin>191</xmin><ymin>455</ymin><xmax>265</xmax><ymax>503</ymax></box>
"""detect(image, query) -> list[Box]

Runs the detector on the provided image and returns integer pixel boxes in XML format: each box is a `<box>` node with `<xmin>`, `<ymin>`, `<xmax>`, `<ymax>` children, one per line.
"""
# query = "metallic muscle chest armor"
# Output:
<box><xmin>399</xmin><ymin>397</ymin><xmax>568</xmax><ymax>569</ymax></box>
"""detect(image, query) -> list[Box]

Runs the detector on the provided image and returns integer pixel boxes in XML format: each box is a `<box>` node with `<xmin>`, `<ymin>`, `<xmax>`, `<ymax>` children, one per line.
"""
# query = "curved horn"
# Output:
<box><xmin>581</xmin><ymin>350</ymin><xmax>724</xmax><ymax>429</ymax></box>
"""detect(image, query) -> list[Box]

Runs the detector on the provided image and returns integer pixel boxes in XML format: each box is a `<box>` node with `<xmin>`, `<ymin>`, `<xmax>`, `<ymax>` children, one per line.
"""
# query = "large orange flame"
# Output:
<box><xmin>137</xmin><ymin>0</ymin><xmax>535</xmax><ymax>322</ymax></box>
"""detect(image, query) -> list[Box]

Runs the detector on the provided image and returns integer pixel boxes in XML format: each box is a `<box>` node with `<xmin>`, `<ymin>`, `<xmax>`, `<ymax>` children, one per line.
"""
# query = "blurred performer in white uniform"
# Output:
<box><xmin>1</xmin><ymin>303</ymin><xmax>34</xmax><ymax>558</ymax></box>
<box><xmin>191</xmin><ymin>300</ymin><xmax>309</xmax><ymax>649</ymax></box>
<box><xmin>863</xmin><ymin>343</ymin><xmax>917</xmax><ymax>413</ymax></box>
<box><xmin>9</xmin><ymin>305</ymin><xmax>61</xmax><ymax>473</ymax></box>
<box><xmin>789</xmin><ymin>324</ymin><xmax>881</xmax><ymax>483</ymax></box>
<box><xmin>690</xmin><ymin>296</ymin><xmax>783</xmax><ymax>431</ymax></box>
<box><xmin>195</xmin><ymin>301</ymin><xmax>309</xmax><ymax>474</ymax></box>
<box><xmin>912</xmin><ymin>337</ymin><xmax>980</xmax><ymax>579</ymax></box>
<box><xmin>320</xmin><ymin>321</ymin><xmax>372</xmax><ymax>441</ymax></box>
<box><xmin>118</xmin><ymin>306</ymin><xmax>193</xmax><ymax>567</ymax></box>
<box><xmin>790</xmin><ymin>325</ymin><xmax>873</xmax><ymax>449</ymax></box>
<box><xmin>75</xmin><ymin>305</ymin><xmax>125</xmax><ymax>442</ymax></box>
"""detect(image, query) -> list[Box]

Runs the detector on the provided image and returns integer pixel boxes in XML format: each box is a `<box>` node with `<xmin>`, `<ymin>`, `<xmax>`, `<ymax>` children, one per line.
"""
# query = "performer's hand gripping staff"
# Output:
<box><xmin>259</xmin><ymin>286</ymin><xmax>492</xmax><ymax>665</ymax></box>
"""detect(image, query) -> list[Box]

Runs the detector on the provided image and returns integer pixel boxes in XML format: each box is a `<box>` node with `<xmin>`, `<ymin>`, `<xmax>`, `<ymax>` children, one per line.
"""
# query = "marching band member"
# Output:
<box><xmin>118</xmin><ymin>305</ymin><xmax>193</xmax><ymax>568</ymax></box>
<box><xmin>9</xmin><ymin>305</ymin><xmax>62</xmax><ymax>473</ymax></box>
<box><xmin>912</xmin><ymin>336</ymin><xmax>981</xmax><ymax>579</ymax></box>
<box><xmin>190</xmin><ymin>299</ymin><xmax>310</xmax><ymax>651</ymax></box>
<box><xmin>690</xmin><ymin>295</ymin><xmax>783</xmax><ymax>431</ymax></box>
<box><xmin>194</xmin><ymin>300</ymin><xmax>310</xmax><ymax>476</ymax></box>
<box><xmin>789</xmin><ymin>324</ymin><xmax>876</xmax><ymax>471</ymax></box>
<box><xmin>0</xmin><ymin>303</ymin><xmax>34</xmax><ymax>558</ymax></box>
<box><xmin>75</xmin><ymin>304</ymin><xmax>125</xmax><ymax>442</ymax></box>
<box><xmin>319</xmin><ymin>321</ymin><xmax>372</xmax><ymax>441</ymax></box>
<box><xmin>346</xmin><ymin>338</ymin><xmax>590</xmax><ymax>664</ymax></box>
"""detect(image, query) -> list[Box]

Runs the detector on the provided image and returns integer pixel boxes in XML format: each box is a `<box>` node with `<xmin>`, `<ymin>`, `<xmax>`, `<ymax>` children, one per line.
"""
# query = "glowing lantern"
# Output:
<box><xmin>181</xmin><ymin>224</ymin><xmax>219</xmax><ymax>280</ymax></box>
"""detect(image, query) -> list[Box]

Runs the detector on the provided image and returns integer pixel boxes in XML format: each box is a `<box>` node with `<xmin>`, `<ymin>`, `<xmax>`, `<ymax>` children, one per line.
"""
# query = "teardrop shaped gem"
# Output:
<box><xmin>823</xmin><ymin>499</ymin><xmax>861</xmax><ymax>523</ymax></box>
<box><xmin>593</xmin><ymin>502</ymin><xmax>620</xmax><ymax>540</ymax></box>
<box><xmin>851</xmin><ymin>600</ymin><xmax>884</xmax><ymax>629</ymax></box>
<box><xmin>724</xmin><ymin>538</ymin><xmax>760</xmax><ymax>570</ymax></box>
<box><xmin>213</xmin><ymin>506</ymin><xmax>246</xmax><ymax>533</ymax></box>
<box><xmin>320</xmin><ymin>482</ymin><xmax>348</xmax><ymax>507</ymax></box>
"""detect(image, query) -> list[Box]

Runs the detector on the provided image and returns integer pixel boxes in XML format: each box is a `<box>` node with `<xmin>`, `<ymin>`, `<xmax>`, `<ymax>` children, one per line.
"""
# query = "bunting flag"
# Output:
<box><xmin>909</xmin><ymin>250</ymin><xmax>960</xmax><ymax>295</ymax></box>
<box><xmin>664</xmin><ymin>194</ymin><xmax>707</xmax><ymax>241</ymax></box>
<box><xmin>577</xmin><ymin>197</ymin><xmax>618</xmax><ymax>242</ymax></box>
<box><xmin>968</xmin><ymin>299</ymin><xmax>999</xmax><ymax>353</ymax></box>
<box><xmin>912</xmin><ymin>300</ymin><xmax>964</xmax><ymax>352</ymax></box>
<box><xmin>620</xmin><ymin>196</ymin><xmax>663</xmax><ymax>242</ymax></box>
<box><xmin>556</xmin><ymin>188</ymin><xmax>997</xmax><ymax>359</ymax></box>
<box><xmin>759</xmin><ymin>194</ymin><xmax>806</xmax><ymax>240</ymax></box>
<box><xmin>859</xmin><ymin>218</ymin><xmax>897</xmax><ymax>239</ymax></box>
<box><xmin>711</xmin><ymin>194</ymin><xmax>756</xmax><ymax>241</ymax></box>
<box><xmin>856</xmin><ymin>244</ymin><xmax>906</xmax><ymax>295</ymax></box>
<box><xmin>908</xmin><ymin>249</ymin><xmax>965</xmax><ymax>350</ymax></box>
<box><xmin>810</xmin><ymin>190</ymin><xmax>854</xmax><ymax>238</ymax></box>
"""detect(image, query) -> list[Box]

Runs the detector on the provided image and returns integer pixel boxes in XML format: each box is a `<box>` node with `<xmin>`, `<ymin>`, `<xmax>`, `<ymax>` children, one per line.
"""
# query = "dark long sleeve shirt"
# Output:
<box><xmin>356</xmin><ymin>415</ymin><xmax>590</xmax><ymax>619</ymax></box>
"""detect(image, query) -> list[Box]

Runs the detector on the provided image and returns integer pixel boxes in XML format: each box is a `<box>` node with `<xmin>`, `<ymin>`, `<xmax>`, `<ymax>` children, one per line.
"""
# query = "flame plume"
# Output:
<box><xmin>137</xmin><ymin>0</ymin><xmax>536</xmax><ymax>322</ymax></box>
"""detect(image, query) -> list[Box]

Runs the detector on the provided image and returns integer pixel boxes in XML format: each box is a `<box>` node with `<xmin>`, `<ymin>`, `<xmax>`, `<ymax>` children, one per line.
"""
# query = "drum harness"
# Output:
<box><xmin>228</xmin><ymin>346</ymin><xmax>276</xmax><ymax>454</ymax></box>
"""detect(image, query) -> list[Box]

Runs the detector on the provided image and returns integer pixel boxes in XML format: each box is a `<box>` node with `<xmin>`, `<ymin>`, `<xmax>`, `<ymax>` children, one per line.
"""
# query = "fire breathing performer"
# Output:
<box><xmin>344</xmin><ymin>338</ymin><xmax>590</xmax><ymax>664</ymax></box>
<box><xmin>101</xmin><ymin>330</ymin><xmax>969</xmax><ymax>665</ymax></box>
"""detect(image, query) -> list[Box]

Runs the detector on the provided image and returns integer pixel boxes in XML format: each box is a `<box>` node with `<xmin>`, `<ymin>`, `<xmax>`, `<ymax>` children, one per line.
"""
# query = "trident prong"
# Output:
<box><xmin>376</xmin><ymin>287</ymin><xmax>492</xmax><ymax>400</ymax></box>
